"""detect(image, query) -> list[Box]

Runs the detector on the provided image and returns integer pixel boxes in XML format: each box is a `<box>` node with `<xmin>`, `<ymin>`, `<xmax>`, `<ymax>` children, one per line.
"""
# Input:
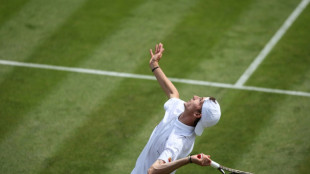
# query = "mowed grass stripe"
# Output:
<box><xmin>183</xmin><ymin>0</ymin><xmax>301</xmax><ymax>84</ymax></box>
<box><xmin>0</xmin><ymin>0</ymin><xmax>29</xmax><ymax>25</ymax></box>
<box><xmin>233</xmin><ymin>5</ymin><xmax>310</xmax><ymax>173</ymax></box>
<box><xmin>0</xmin><ymin>0</ymin><xmax>87</xmax><ymax>84</ymax></box>
<box><xmin>236</xmin><ymin>95</ymin><xmax>310</xmax><ymax>173</ymax></box>
<box><xmin>70</xmin><ymin>0</ymin><xmax>198</xmax><ymax>72</ymax></box>
<box><xmin>0</xmin><ymin>1</ymin><xmax>199</xmax><ymax>173</ymax></box>
<box><xmin>19</xmin><ymin>0</ymin><xmax>145</xmax><ymax>67</ymax></box>
<box><xmin>247</xmin><ymin>3</ymin><xmax>310</xmax><ymax>92</ymax></box>
<box><xmin>0</xmin><ymin>73</ymin><xmax>121</xmax><ymax>174</ymax></box>
<box><xmin>0</xmin><ymin>0</ymin><xmax>87</xmax><ymax>60</ymax></box>
<box><xmin>0</xmin><ymin>0</ymin><xmax>145</xmax><ymax>140</ymax></box>
<box><xmin>0</xmin><ymin>0</ymin><xmax>146</xmax><ymax>170</ymax></box>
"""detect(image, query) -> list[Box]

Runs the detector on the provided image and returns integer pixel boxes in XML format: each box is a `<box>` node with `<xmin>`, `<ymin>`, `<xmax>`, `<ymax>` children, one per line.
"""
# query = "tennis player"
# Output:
<box><xmin>131</xmin><ymin>43</ymin><xmax>221</xmax><ymax>174</ymax></box>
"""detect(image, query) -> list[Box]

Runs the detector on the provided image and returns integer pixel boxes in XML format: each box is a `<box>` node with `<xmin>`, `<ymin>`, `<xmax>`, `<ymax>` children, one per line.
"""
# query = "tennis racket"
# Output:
<box><xmin>197</xmin><ymin>154</ymin><xmax>253</xmax><ymax>174</ymax></box>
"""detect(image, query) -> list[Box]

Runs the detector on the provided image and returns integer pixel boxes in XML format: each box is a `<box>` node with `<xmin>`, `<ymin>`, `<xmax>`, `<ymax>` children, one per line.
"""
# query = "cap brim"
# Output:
<box><xmin>194</xmin><ymin>120</ymin><xmax>204</xmax><ymax>136</ymax></box>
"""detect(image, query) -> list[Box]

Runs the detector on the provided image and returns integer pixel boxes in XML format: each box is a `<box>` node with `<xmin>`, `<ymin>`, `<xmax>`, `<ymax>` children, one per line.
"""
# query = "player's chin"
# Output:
<box><xmin>184</xmin><ymin>101</ymin><xmax>192</xmax><ymax>109</ymax></box>
<box><xmin>184</xmin><ymin>102</ymin><xmax>189</xmax><ymax>108</ymax></box>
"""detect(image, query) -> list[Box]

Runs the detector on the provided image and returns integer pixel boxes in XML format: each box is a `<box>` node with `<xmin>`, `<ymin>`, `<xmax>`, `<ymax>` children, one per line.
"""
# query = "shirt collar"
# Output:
<box><xmin>175</xmin><ymin>118</ymin><xmax>195</xmax><ymax>134</ymax></box>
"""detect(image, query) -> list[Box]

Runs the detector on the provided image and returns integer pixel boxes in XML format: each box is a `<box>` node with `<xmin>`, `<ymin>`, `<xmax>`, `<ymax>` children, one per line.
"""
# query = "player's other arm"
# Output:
<box><xmin>148</xmin><ymin>154</ymin><xmax>211</xmax><ymax>174</ymax></box>
<box><xmin>149</xmin><ymin>43</ymin><xmax>179</xmax><ymax>99</ymax></box>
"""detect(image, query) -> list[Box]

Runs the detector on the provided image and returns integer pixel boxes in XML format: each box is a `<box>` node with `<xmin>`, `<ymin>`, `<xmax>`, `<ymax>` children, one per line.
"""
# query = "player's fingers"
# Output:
<box><xmin>203</xmin><ymin>154</ymin><xmax>211</xmax><ymax>160</ymax></box>
<box><xmin>197</xmin><ymin>154</ymin><xmax>210</xmax><ymax>166</ymax></box>
<box><xmin>149</xmin><ymin>49</ymin><xmax>154</xmax><ymax>57</ymax></box>
<box><xmin>160</xmin><ymin>45</ymin><xmax>164</xmax><ymax>53</ymax></box>
<box><xmin>204</xmin><ymin>155</ymin><xmax>211</xmax><ymax>166</ymax></box>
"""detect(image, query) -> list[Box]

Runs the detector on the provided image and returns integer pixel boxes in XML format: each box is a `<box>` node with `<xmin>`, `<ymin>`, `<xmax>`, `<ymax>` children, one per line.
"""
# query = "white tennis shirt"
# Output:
<box><xmin>131</xmin><ymin>98</ymin><xmax>196</xmax><ymax>174</ymax></box>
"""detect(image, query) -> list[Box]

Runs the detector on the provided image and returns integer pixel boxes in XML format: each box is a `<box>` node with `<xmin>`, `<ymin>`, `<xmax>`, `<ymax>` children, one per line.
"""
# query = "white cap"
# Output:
<box><xmin>194</xmin><ymin>97</ymin><xmax>221</xmax><ymax>136</ymax></box>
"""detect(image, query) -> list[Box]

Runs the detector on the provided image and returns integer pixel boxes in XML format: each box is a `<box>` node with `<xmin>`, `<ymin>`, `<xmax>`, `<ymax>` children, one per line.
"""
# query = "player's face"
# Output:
<box><xmin>185</xmin><ymin>95</ymin><xmax>205</xmax><ymax>113</ymax></box>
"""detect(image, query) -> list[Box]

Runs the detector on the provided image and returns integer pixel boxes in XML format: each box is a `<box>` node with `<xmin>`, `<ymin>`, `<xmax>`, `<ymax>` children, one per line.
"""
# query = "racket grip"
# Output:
<box><xmin>196</xmin><ymin>154</ymin><xmax>220</xmax><ymax>169</ymax></box>
<box><xmin>210</xmin><ymin>161</ymin><xmax>221</xmax><ymax>169</ymax></box>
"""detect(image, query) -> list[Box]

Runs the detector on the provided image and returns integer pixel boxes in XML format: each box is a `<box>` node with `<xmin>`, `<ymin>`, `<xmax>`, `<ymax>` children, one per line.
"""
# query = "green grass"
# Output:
<box><xmin>0</xmin><ymin>0</ymin><xmax>145</xmax><ymax>140</ymax></box>
<box><xmin>0</xmin><ymin>0</ymin><xmax>309</xmax><ymax>174</ymax></box>
<box><xmin>247</xmin><ymin>3</ymin><xmax>310</xmax><ymax>91</ymax></box>
<box><xmin>0</xmin><ymin>0</ymin><xmax>30</xmax><ymax>25</ymax></box>
<box><xmin>0</xmin><ymin>0</ymin><xmax>87</xmax><ymax>62</ymax></box>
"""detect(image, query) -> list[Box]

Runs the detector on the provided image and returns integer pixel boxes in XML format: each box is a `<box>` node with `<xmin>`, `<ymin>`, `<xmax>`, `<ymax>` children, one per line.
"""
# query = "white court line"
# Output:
<box><xmin>235</xmin><ymin>0</ymin><xmax>310</xmax><ymax>87</ymax></box>
<box><xmin>1</xmin><ymin>59</ymin><xmax>310</xmax><ymax>97</ymax></box>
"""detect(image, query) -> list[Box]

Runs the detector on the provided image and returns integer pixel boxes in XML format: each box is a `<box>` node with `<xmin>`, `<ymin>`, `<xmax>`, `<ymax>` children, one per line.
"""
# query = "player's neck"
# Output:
<box><xmin>178</xmin><ymin>113</ymin><xmax>195</xmax><ymax>127</ymax></box>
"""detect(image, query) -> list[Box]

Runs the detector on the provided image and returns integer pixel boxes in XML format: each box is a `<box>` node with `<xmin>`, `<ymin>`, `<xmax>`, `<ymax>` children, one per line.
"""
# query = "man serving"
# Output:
<box><xmin>131</xmin><ymin>43</ymin><xmax>221</xmax><ymax>174</ymax></box>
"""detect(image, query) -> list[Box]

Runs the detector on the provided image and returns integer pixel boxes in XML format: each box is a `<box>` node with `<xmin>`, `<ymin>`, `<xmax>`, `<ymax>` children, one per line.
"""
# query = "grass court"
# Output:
<box><xmin>0</xmin><ymin>0</ymin><xmax>310</xmax><ymax>173</ymax></box>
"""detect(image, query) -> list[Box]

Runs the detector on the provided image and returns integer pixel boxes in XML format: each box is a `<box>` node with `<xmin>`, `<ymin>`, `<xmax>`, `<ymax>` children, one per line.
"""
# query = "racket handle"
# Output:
<box><xmin>210</xmin><ymin>161</ymin><xmax>221</xmax><ymax>169</ymax></box>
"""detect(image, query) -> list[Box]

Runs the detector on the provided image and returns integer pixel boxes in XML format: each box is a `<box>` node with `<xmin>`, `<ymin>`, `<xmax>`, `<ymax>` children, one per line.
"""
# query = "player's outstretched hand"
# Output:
<box><xmin>149</xmin><ymin>43</ymin><xmax>164</xmax><ymax>68</ymax></box>
<box><xmin>191</xmin><ymin>153</ymin><xmax>212</xmax><ymax>166</ymax></box>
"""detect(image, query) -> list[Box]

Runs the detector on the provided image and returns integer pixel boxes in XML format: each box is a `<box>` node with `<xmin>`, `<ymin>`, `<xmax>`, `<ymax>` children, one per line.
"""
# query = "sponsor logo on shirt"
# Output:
<box><xmin>168</xmin><ymin>157</ymin><xmax>172</xmax><ymax>162</ymax></box>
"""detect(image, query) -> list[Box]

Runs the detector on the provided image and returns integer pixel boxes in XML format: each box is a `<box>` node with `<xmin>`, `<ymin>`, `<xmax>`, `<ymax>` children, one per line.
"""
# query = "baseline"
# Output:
<box><xmin>0</xmin><ymin>59</ymin><xmax>309</xmax><ymax>97</ymax></box>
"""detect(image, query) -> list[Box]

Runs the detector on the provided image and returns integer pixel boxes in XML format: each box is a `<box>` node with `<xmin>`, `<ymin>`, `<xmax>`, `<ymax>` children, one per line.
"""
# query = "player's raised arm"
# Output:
<box><xmin>149</xmin><ymin>43</ymin><xmax>179</xmax><ymax>99</ymax></box>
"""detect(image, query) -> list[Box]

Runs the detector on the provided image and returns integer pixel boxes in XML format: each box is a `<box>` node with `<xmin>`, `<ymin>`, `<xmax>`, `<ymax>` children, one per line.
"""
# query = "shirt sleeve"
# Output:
<box><xmin>158</xmin><ymin>147</ymin><xmax>180</xmax><ymax>164</ymax></box>
<box><xmin>158</xmin><ymin>148</ymin><xmax>175</xmax><ymax>163</ymax></box>
<box><xmin>158</xmin><ymin>136</ymin><xmax>183</xmax><ymax>163</ymax></box>
<box><xmin>164</xmin><ymin>98</ymin><xmax>181</xmax><ymax>111</ymax></box>
<box><xmin>163</xmin><ymin>98</ymin><xmax>185</xmax><ymax>123</ymax></box>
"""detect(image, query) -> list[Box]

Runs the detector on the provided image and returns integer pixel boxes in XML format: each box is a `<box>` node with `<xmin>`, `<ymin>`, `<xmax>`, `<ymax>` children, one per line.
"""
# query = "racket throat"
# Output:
<box><xmin>218</xmin><ymin>168</ymin><xmax>225</xmax><ymax>174</ymax></box>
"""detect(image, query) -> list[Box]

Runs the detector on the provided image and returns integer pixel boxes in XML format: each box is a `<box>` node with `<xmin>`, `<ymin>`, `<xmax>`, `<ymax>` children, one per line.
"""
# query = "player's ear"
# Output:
<box><xmin>193</xmin><ymin>111</ymin><xmax>201</xmax><ymax>118</ymax></box>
